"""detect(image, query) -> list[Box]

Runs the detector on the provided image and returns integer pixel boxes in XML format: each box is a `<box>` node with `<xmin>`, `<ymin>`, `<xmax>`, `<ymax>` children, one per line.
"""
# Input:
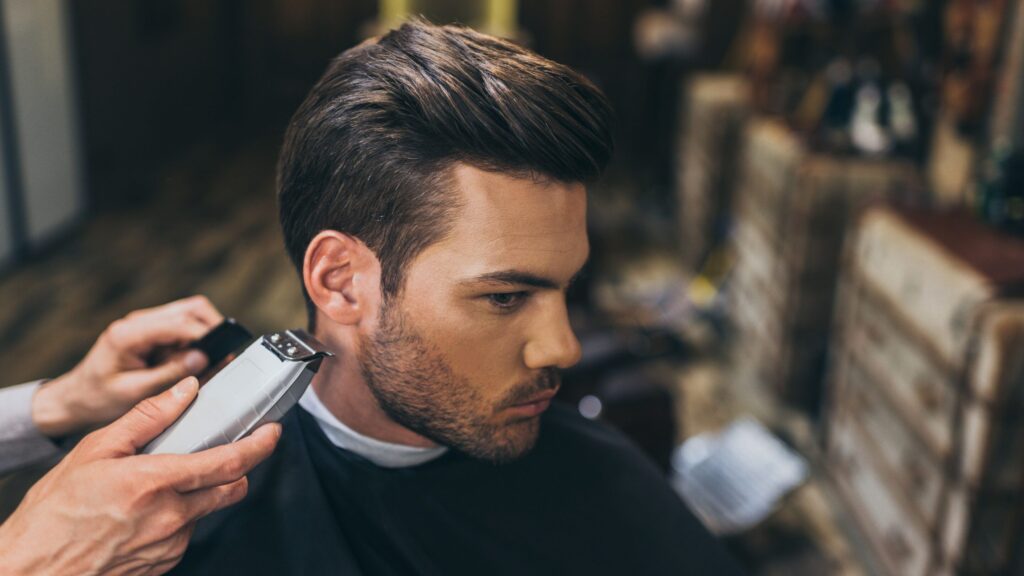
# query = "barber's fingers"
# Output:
<box><xmin>99</xmin><ymin>378</ymin><xmax>200</xmax><ymax>455</ymax></box>
<box><xmin>181</xmin><ymin>295</ymin><xmax>223</xmax><ymax>327</ymax></box>
<box><xmin>117</xmin><ymin>349</ymin><xmax>210</xmax><ymax>399</ymax></box>
<box><xmin>159</xmin><ymin>423</ymin><xmax>282</xmax><ymax>493</ymax></box>
<box><xmin>106</xmin><ymin>311</ymin><xmax>215</xmax><ymax>356</ymax></box>
<box><xmin>105</xmin><ymin>295</ymin><xmax>223</xmax><ymax>357</ymax></box>
<box><xmin>131</xmin><ymin>296</ymin><xmax>223</xmax><ymax>329</ymax></box>
<box><xmin>162</xmin><ymin>295</ymin><xmax>223</xmax><ymax>327</ymax></box>
<box><xmin>179</xmin><ymin>477</ymin><xmax>249</xmax><ymax>521</ymax></box>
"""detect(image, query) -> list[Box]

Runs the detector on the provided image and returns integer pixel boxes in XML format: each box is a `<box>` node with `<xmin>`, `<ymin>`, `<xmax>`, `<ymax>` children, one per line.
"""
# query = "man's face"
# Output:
<box><xmin>358</xmin><ymin>164</ymin><xmax>588</xmax><ymax>463</ymax></box>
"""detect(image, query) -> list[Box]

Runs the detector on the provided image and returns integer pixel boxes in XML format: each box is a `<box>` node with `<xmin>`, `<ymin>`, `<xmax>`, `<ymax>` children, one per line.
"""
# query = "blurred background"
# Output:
<box><xmin>3</xmin><ymin>0</ymin><xmax>1024</xmax><ymax>574</ymax></box>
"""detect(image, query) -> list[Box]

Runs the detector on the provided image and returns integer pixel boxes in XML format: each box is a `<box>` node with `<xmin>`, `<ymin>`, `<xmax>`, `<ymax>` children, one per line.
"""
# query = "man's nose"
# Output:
<box><xmin>522</xmin><ymin>300</ymin><xmax>583</xmax><ymax>370</ymax></box>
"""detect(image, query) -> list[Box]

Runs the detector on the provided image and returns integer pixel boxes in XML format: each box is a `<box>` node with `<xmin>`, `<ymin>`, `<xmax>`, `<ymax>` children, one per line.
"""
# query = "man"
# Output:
<box><xmin>0</xmin><ymin>297</ymin><xmax>282</xmax><ymax>575</ymax></box>
<box><xmin>174</xmin><ymin>20</ymin><xmax>741</xmax><ymax>575</ymax></box>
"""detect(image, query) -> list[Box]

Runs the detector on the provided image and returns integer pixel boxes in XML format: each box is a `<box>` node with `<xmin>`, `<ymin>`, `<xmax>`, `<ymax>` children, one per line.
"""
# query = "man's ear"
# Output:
<box><xmin>303</xmin><ymin>231</ymin><xmax>380</xmax><ymax>326</ymax></box>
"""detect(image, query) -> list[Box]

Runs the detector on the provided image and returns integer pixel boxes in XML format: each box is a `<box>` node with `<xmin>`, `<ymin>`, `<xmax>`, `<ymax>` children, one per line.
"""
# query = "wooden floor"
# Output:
<box><xmin>0</xmin><ymin>139</ymin><xmax>870</xmax><ymax>574</ymax></box>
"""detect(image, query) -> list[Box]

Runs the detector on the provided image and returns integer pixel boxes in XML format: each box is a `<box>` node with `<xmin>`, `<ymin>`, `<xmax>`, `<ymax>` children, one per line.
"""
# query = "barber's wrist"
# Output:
<box><xmin>0</xmin><ymin>517</ymin><xmax>41</xmax><ymax>575</ymax></box>
<box><xmin>31</xmin><ymin>374</ymin><xmax>82</xmax><ymax>438</ymax></box>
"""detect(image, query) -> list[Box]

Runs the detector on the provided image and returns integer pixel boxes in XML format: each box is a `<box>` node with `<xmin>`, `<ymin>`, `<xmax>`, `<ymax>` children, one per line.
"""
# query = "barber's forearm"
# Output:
<box><xmin>0</xmin><ymin>382</ymin><xmax>63</xmax><ymax>476</ymax></box>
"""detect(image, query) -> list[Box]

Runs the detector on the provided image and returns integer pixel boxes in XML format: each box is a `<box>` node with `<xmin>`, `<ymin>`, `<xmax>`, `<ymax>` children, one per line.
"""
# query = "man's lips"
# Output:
<box><xmin>511</xmin><ymin>388</ymin><xmax>559</xmax><ymax>407</ymax></box>
<box><xmin>506</xmin><ymin>387</ymin><xmax>559</xmax><ymax>418</ymax></box>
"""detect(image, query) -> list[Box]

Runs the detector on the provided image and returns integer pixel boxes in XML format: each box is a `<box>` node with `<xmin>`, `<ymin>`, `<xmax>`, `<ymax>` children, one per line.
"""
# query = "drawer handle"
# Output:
<box><xmin>903</xmin><ymin>454</ymin><xmax>929</xmax><ymax>491</ymax></box>
<box><xmin>833</xmin><ymin>449</ymin><xmax>858</xmax><ymax>476</ymax></box>
<box><xmin>847</xmin><ymin>388</ymin><xmax>864</xmax><ymax>412</ymax></box>
<box><xmin>914</xmin><ymin>379</ymin><xmax>942</xmax><ymax>413</ymax></box>
<box><xmin>863</xmin><ymin>320</ymin><xmax>886</xmax><ymax>346</ymax></box>
<box><xmin>884</xmin><ymin>528</ymin><xmax>913</xmax><ymax>564</ymax></box>
<box><xmin>860</xmin><ymin>311</ymin><xmax>884</xmax><ymax>342</ymax></box>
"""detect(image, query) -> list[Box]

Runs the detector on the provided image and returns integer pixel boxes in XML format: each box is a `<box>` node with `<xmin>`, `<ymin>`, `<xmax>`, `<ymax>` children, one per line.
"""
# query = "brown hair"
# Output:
<box><xmin>277</xmin><ymin>19</ymin><xmax>614</xmax><ymax>327</ymax></box>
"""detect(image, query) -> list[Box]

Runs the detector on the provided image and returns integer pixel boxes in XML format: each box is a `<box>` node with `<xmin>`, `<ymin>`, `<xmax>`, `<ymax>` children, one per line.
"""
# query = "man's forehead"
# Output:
<box><xmin>447</xmin><ymin>164</ymin><xmax>586</xmax><ymax>232</ymax></box>
<box><xmin>417</xmin><ymin>164</ymin><xmax>589</xmax><ymax>282</ymax></box>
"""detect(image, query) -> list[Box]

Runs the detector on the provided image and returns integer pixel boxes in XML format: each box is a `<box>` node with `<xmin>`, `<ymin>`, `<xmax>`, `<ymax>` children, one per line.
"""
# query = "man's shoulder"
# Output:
<box><xmin>172</xmin><ymin>409</ymin><xmax>361</xmax><ymax>574</ymax></box>
<box><xmin>531</xmin><ymin>401</ymin><xmax>671</xmax><ymax>487</ymax></box>
<box><xmin>529</xmin><ymin>403</ymin><xmax>745</xmax><ymax>575</ymax></box>
<box><xmin>539</xmin><ymin>401</ymin><xmax>652</xmax><ymax>461</ymax></box>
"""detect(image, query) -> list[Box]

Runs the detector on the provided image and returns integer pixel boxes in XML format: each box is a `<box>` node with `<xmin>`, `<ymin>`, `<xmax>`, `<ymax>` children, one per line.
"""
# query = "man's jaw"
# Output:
<box><xmin>309</xmin><ymin>359</ymin><xmax>441</xmax><ymax>449</ymax></box>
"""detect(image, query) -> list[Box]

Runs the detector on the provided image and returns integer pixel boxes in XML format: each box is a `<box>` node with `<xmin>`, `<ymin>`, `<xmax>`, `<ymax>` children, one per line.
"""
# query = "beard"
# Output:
<box><xmin>357</xmin><ymin>302</ymin><xmax>559</xmax><ymax>463</ymax></box>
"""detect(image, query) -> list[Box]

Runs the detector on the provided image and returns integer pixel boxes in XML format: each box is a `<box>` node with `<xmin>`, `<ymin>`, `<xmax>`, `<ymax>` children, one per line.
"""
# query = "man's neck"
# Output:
<box><xmin>310</xmin><ymin>347</ymin><xmax>438</xmax><ymax>449</ymax></box>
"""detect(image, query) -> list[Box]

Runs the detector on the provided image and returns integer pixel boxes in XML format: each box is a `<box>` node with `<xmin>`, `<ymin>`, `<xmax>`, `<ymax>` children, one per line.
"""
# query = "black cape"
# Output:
<box><xmin>172</xmin><ymin>402</ymin><xmax>743</xmax><ymax>575</ymax></box>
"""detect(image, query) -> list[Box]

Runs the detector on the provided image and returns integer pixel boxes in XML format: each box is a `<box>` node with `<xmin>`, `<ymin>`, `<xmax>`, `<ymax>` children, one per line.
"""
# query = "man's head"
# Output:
<box><xmin>278</xmin><ymin>20</ymin><xmax>613</xmax><ymax>462</ymax></box>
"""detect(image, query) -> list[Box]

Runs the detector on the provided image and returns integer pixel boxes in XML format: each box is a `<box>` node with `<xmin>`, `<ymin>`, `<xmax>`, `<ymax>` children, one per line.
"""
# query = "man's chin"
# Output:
<box><xmin>462</xmin><ymin>417</ymin><xmax>541</xmax><ymax>464</ymax></box>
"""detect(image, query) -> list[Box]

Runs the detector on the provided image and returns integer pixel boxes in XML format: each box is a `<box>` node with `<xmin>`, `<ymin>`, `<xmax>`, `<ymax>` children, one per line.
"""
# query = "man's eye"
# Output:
<box><xmin>487</xmin><ymin>292</ymin><xmax>528</xmax><ymax>310</ymax></box>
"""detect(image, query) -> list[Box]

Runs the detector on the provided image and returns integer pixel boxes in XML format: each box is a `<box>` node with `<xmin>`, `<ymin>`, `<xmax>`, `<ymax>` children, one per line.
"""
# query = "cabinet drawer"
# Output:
<box><xmin>959</xmin><ymin>304</ymin><xmax>1024</xmax><ymax>490</ymax></box>
<box><xmin>853</xmin><ymin>208</ymin><xmax>993</xmax><ymax>368</ymax></box>
<box><xmin>829</xmin><ymin>412</ymin><xmax>933</xmax><ymax>576</ymax></box>
<box><xmin>848</xmin><ymin>286</ymin><xmax>958</xmax><ymax>458</ymax></box>
<box><xmin>842</xmin><ymin>356</ymin><xmax>946</xmax><ymax>529</ymax></box>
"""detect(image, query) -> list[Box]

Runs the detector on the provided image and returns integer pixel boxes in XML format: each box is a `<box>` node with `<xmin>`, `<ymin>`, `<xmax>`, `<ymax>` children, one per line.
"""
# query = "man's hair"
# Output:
<box><xmin>277</xmin><ymin>19</ymin><xmax>614</xmax><ymax>327</ymax></box>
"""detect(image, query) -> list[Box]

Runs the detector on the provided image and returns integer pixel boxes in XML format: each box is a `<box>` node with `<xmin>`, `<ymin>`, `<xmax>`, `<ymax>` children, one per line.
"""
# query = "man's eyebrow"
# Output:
<box><xmin>463</xmin><ymin>266</ymin><xmax>588</xmax><ymax>290</ymax></box>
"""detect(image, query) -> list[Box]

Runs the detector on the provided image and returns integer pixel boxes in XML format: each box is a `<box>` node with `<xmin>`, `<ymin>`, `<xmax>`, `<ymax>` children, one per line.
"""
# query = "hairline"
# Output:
<box><xmin>378</xmin><ymin>159</ymin><xmax>585</xmax><ymax>297</ymax></box>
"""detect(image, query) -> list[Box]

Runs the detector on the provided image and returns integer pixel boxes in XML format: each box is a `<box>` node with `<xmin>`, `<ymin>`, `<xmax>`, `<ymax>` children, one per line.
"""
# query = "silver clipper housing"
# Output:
<box><xmin>144</xmin><ymin>330</ymin><xmax>333</xmax><ymax>455</ymax></box>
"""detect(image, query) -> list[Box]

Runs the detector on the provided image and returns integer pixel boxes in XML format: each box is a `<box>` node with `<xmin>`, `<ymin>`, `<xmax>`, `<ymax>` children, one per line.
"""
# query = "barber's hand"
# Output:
<box><xmin>32</xmin><ymin>296</ymin><xmax>223</xmax><ymax>437</ymax></box>
<box><xmin>0</xmin><ymin>377</ymin><xmax>281</xmax><ymax>576</ymax></box>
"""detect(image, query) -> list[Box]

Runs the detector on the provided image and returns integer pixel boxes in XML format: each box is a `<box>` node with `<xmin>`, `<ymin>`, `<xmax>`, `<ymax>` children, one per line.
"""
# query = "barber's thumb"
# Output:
<box><xmin>109</xmin><ymin>377</ymin><xmax>199</xmax><ymax>453</ymax></box>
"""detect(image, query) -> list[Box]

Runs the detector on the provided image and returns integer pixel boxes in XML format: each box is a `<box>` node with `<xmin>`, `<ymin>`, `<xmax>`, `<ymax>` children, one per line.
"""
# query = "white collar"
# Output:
<box><xmin>298</xmin><ymin>386</ymin><xmax>448</xmax><ymax>468</ymax></box>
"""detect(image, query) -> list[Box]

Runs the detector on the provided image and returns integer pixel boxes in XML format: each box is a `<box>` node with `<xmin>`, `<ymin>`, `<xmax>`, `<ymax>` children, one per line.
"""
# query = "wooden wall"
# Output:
<box><xmin>68</xmin><ymin>0</ymin><xmax>666</xmax><ymax>207</ymax></box>
<box><xmin>68</xmin><ymin>0</ymin><xmax>376</xmax><ymax>209</ymax></box>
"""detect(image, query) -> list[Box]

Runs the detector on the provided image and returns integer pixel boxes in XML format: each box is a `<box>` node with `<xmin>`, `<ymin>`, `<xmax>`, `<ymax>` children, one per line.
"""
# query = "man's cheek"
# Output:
<box><xmin>418</xmin><ymin>301</ymin><xmax>528</xmax><ymax>369</ymax></box>
<box><xmin>428</xmin><ymin>305</ymin><xmax>524</xmax><ymax>347</ymax></box>
<box><xmin>445</xmin><ymin>330</ymin><xmax>524</xmax><ymax>382</ymax></box>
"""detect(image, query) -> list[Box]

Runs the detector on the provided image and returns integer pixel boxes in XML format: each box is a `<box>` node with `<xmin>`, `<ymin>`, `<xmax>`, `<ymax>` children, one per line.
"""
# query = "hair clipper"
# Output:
<box><xmin>144</xmin><ymin>323</ymin><xmax>333</xmax><ymax>455</ymax></box>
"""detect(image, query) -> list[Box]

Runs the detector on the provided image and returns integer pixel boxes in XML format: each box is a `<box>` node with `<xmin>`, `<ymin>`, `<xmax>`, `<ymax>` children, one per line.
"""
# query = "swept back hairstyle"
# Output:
<box><xmin>277</xmin><ymin>19</ymin><xmax>614</xmax><ymax>327</ymax></box>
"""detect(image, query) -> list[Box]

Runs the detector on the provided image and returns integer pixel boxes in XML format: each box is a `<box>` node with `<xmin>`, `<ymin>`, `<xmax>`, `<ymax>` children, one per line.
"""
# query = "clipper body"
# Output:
<box><xmin>144</xmin><ymin>329</ymin><xmax>332</xmax><ymax>455</ymax></box>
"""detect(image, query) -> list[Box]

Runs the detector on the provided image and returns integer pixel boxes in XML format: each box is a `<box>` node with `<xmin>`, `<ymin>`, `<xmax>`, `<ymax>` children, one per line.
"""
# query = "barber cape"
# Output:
<box><xmin>171</xmin><ymin>402</ymin><xmax>743</xmax><ymax>575</ymax></box>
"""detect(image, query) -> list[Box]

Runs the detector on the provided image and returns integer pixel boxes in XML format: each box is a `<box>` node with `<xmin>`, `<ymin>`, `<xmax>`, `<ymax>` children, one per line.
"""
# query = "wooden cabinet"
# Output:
<box><xmin>675</xmin><ymin>74</ymin><xmax>749</xmax><ymax>272</ymax></box>
<box><xmin>726</xmin><ymin>118</ymin><xmax>920</xmax><ymax>414</ymax></box>
<box><xmin>826</xmin><ymin>206</ymin><xmax>1024</xmax><ymax>575</ymax></box>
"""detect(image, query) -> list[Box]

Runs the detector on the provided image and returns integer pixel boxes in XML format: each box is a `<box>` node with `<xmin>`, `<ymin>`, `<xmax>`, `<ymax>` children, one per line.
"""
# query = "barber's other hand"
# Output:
<box><xmin>32</xmin><ymin>296</ymin><xmax>223</xmax><ymax>437</ymax></box>
<box><xmin>0</xmin><ymin>377</ymin><xmax>281</xmax><ymax>576</ymax></box>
